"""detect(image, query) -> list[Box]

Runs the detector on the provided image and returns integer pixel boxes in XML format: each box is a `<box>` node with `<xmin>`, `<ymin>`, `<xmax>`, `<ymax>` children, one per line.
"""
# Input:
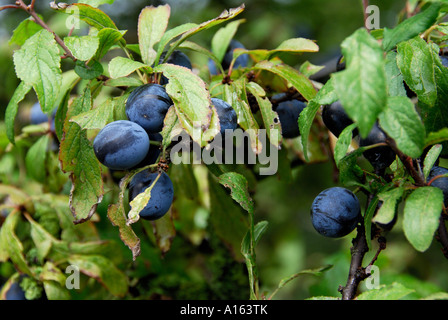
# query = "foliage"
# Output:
<box><xmin>1</xmin><ymin>0</ymin><xmax>448</xmax><ymax>301</ymax></box>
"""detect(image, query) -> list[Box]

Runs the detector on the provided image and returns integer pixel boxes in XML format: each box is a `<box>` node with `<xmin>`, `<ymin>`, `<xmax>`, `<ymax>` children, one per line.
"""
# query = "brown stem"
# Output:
<box><xmin>0</xmin><ymin>4</ymin><xmax>19</xmax><ymax>10</ymax></box>
<box><xmin>16</xmin><ymin>0</ymin><xmax>76</xmax><ymax>61</ymax></box>
<box><xmin>386</xmin><ymin>137</ymin><xmax>426</xmax><ymax>186</ymax></box>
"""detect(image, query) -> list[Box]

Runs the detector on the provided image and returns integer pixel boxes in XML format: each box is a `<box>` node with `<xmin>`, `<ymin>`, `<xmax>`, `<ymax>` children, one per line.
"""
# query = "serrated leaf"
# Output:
<box><xmin>108</xmin><ymin>56</ymin><xmax>148</xmax><ymax>79</ymax></box>
<box><xmin>74</xmin><ymin>60</ymin><xmax>103</xmax><ymax>80</ymax></box>
<box><xmin>107</xmin><ymin>173</ymin><xmax>141</xmax><ymax>260</ymax></box>
<box><xmin>382</xmin><ymin>2</ymin><xmax>441</xmax><ymax>51</ymax></box>
<box><xmin>59</xmin><ymin>87</ymin><xmax>104</xmax><ymax>224</ymax></box>
<box><xmin>64</xmin><ymin>35</ymin><xmax>99</xmax><ymax>61</ymax></box>
<box><xmin>253</xmin><ymin>60</ymin><xmax>317</xmax><ymax>101</ymax></box>
<box><xmin>9</xmin><ymin>18</ymin><xmax>43</xmax><ymax>47</ymax></box>
<box><xmin>178</xmin><ymin>41</ymin><xmax>224</xmax><ymax>74</ymax></box>
<box><xmin>356</xmin><ymin>282</ymin><xmax>414</xmax><ymax>300</ymax></box>
<box><xmin>154</xmin><ymin>63</ymin><xmax>212</xmax><ymax>146</ymax></box>
<box><xmin>241</xmin><ymin>220</ymin><xmax>268</xmax><ymax>256</ymax></box>
<box><xmin>332</xmin><ymin>28</ymin><xmax>387</xmax><ymax>138</ymax></box>
<box><xmin>218</xmin><ymin>172</ymin><xmax>254</xmax><ymax>214</ymax></box>
<box><xmin>397</xmin><ymin>37</ymin><xmax>438</xmax><ymax>106</ymax></box>
<box><xmin>13</xmin><ymin>29</ymin><xmax>62</xmax><ymax>113</ymax></box>
<box><xmin>379</xmin><ymin>96</ymin><xmax>425</xmax><ymax>158</ymax></box>
<box><xmin>25</xmin><ymin>134</ymin><xmax>50</xmax><ymax>183</ymax></box>
<box><xmin>5</xmin><ymin>82</ymin><xmax>32</xmax><ymax>144</ymax></box>
<box><xmin>403</xmin><ymin>186</ymin><xmax>444</xmax><ymax>252</ymax></box>
<box><xmin>138</xmin><ymin>5</ymin><xmax>170</xmax><ymax>66</ymax></box>
<box><xmin>59</xmin><ymin>3</ymin><xmax>118</xmax><ymax>30</ymax></box>
<box><xmin>70</xmin><ymin>94</ymin><xmax>129</xmax><ymax>130</ymax></box>
<box><xmin>68</xmin><ymin>254</ymin><xmax>128</xmax><ymax>297</ymax></box>
<box><xmin>299</xmin><ymin>61</ymin><xmax>325</xmax><ymax>78</ymax></box>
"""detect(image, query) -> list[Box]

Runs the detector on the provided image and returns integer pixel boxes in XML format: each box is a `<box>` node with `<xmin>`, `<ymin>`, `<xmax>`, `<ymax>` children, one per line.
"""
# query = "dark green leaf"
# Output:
<box><xmin>25</xmin><ymin>135</ymin><xmax>50</xmax><ymax>183</ymax></box>
<box><xmin>5</xmin><ymin>82</ymin><xmax>32</xmax><ymax>144</ymax></box>
<box><xmin>332</xmin><ymin>28</ymin><xmax>387</xmax><ymax>138</ymax></box>
<box><xmin>382</xmin><ymin>2</ymin><xmax>441</xmax><ymax>51</ymax></box>
<box><xmin>218</xmin><ymin>172</ymin><xmax>254</xmax><ymax>214</ymax></box>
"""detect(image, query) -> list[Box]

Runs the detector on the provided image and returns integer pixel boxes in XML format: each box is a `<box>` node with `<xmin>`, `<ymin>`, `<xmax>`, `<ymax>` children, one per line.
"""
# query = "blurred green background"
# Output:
<box><xmin>1</xmin><ymin>0</ymin><xmax>448</xmax><ymax>300</ymax></box>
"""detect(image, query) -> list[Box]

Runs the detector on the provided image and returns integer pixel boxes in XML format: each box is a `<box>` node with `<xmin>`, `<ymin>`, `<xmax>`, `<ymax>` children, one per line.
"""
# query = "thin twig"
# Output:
<box><xmin>362</xmin><ymin>0</ymin><xmax>370</xmax><ymax>31</ymax></box>
<box><xmin>15</xmin><ymin>0</ymin><xmax>76</xmax><ymax>61</ymax></box>
<box><xmin>0</xmin><ymin>4</ymin><xmax>19</xmax><ymax>11</ymax></box>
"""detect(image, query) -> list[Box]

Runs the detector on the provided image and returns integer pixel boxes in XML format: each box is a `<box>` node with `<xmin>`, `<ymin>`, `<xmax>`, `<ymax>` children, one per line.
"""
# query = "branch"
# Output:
<box><xmin>0</xmin><ymin>4</ymin><xmax>19</xmax><ymax>11</ymax></box>
<box><xmin>15</xmin><ymin>0</ymin><xmax>76</xmax><ymax>61</ymax></box>
<box><xmin>386</xmin><ymin>137</ymin><xmax>426</xmax><ymax>186</ymax></box>
<box><xmin>339</xmin><ymin>218</ymin><xmax>369</xmax><ymax>300</ymax></box>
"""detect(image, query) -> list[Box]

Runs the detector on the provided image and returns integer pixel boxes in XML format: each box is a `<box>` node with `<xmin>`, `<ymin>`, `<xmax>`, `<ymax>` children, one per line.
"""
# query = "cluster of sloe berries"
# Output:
<box><xmin>93</xmin><ymin>47</ymin><xmax>244</xmax><ymax>221</ymax></box>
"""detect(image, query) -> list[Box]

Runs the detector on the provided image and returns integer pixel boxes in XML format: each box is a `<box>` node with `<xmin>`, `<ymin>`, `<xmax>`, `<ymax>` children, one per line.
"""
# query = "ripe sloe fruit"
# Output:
<box><xmin>359</xmin><ymin>123</ymin><xmax>396</xmax><ymax>171</ymax></box>
<box><xmin>322</xmin><ymin>100</ymin><xmax>354</xmax><ymax>138</ymax></box>
<box><xmin>271</xmin><ymin>93</ymin><xmax>306</xmax><ymax>139</ymax></box>
<box><xmin>212</xmin><ymin>98</ymin><xmax>238</xmax><ymax>136</ymax></box>
<box><xmin>159</xmin><ymin>50</ymin><xmax>192</xmax><ymax>85</ymax></box>
<box><xmin>209</xmin><ymin>39</ymin><xmax>249</xmax><ymax>75</ymax></box>
<box><xmin>427</xmin><ymin>166</ymin><xmax>448</xmax><ymax>206</ymax></box>
<box><xmin>125</xmin><ymin>84</ymin><xmax>172</xmax><ymax>133</ymax></box>
<box><xmin>93</xmin><ymin>120</ymin><xmax>150</xmax><ymax>170</ymax></box>
<box><xmin>129</xmin><ymin>171</ymin><xmax>174</xmax><ymax>220</ymax></box>
<box><xmin>311</xmin><ymin>187</ymin><xmax>361</xmax><ymax>238</ymax></box>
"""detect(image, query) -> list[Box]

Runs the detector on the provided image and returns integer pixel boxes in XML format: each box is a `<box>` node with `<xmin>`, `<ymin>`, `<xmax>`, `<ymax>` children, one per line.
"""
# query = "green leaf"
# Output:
<box><xmin>299</xmin><ymin>61</ymin><xmax>325</xmax><ymax>78</ymax></box>
<box><xmin>68</xmin><ymin>255</ymin><xmax>128</xmax><ymax>297</ymax></box>
<box><xmin>154</xmin><ymin>63</ymin><xmax>212</xmax><ymax>147</ymax></box>
<box><xmin>332</xmin><ymin>28</ymin><xmax>387</xmax><ymax>138</ymax></box>
<box><xmin>178</xmin><ymin>41</ymin><xmax>224</xmax><ymax>74</ymax></box>
<box><xmin>403</xmin><ymin>186</ymin><xmax>444</xmax><ymax>252</ymax></box>
<box><xmin>9</xmin><ymin>18</ymin><xmax>43</xmax><ymax>46</ymax></box>
<box><xmin>379</xmin><ymin>96</ymin><xmax>425</xmax><ymax>158</ymax></box>
<box><xmin>59</xmin><ymin>3</ymin><xmax>118</xmax><ymax>30</ymax></box>
<box><xmin>338</xmin><ymin>148</ymin><xmax>366</xmax><ymax>188</ymax></box>
<box><xmin>59</xmin><ymin>87</ymin><xmax>104</xmax><ymax>224</ymax></box>
<box><xmin>424</xmin><ymin>144</ymin><xmax>443</xmax><ymax>179</ymax></box>
<box><xmin>25</xmin><ymin>213</ymin><xmax>55</xmax><ymax>261</ymax></box>
<box><xmin>5</xmin><ymin>82</ymin><xmax>32</xmax><ymax>144</ymax></box>
<box><xmin>25</xmin><ymin>135</ymin><xmax>50</xmax><ymax>183</ymax></box>
<box><xmin>13</xmin><ymin>29</ymin><xmax>62</xmax><ymax>113</ymax></box>
<box><xmin>333</xmin><ymin>123</ymin><xmax>357</xmax><ymax>167</ymax></box>
<box><xmin>212</xmin><ymin>19</ymin><xmax>245</xmax><ymax>62</ymax></box>
<box><xmin>356</xmin><ymin>282</ymin><xmax>414</xmax><ymax>300</ymax></box>
<box><xmin>74</xmin><ymin>60</ymin><xmax>103</xmax><ymax>80</ymax></box>
<box><xmin>385</xmin><ymin>51</ymin><xmax>407</xmax><ymax>97</ymax></box>
<box><xmin>108</xmin><ymin>56</ymin><xmax>148</xmax><ymax>79</ymax></box>
<box><xmin>138</xmin><ymin>4</ymin><xmax>170</xmax><ymax>66</ymax></box>
<box><xmin>64</xmin><ymin>35</ymin><xmax>99</xmax><ymax>61</ymax></box>
<box><xmin>94</xmin><ymin>28</ymin><xmax>126</xmax><ymax>60</ymax></box>
<box><xmin>0</xmin><ymin>211</ymin><xmax>32</xmax><ymax>276</ymax></box>
<box><xmin>163</xmin><ymin>5</ymin><xmax>245</xmax><ymax>62</ymax></box>
<box><xmin>397</xmin><ymin>37</ymin><xmax>438</xmax><ymax>106</ymax></box>
<box><xmin>253</xmin><ymin>60</ymin><xmax>317</xmax><ymax>101</ymax></box>
<box><xmin>78</xmin><ymin>0</ymin><xmax>114</xmax><ymax>7</ymax></box>
<box><xmin>382</xmin><ymin>2</ymin><xmax>441</xmax><ymax>51</ymax></box>
<box><xmin>298</xmin><ymin>77</ymin><xmax>337</xmax><ymax>162</ymax></box>
<box><xmin>222</xmin><ymin>80</ymin><xmax>262</xmax><ymax>153</ymax></box>
<box><xmin>425</xmin><ymin>128</ymin><xmax>448</xmax><ymax>147</ymax></box>
<box><xmin>70</xmin><ymin>94</ymin><xmax>129</xmax><ymax>130</ymax></box>
<box><xmin>218</xmin><ymin>172</ymin><xmax>254</xmax><ymax>214</ymax></box>
<box><xmin>373</xmin><ymin>187</ymin><xmax>405</xmax><ymax>226</ymax></box>
<box><xmin>246</xmin><ymin>82</ymin><xmax>282</xmax><ymax>149</ymax></box>
<box><xmin>155</xmin><ymin>23</ymin><xmax>198</xmax><ymax>65</ymax></box>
